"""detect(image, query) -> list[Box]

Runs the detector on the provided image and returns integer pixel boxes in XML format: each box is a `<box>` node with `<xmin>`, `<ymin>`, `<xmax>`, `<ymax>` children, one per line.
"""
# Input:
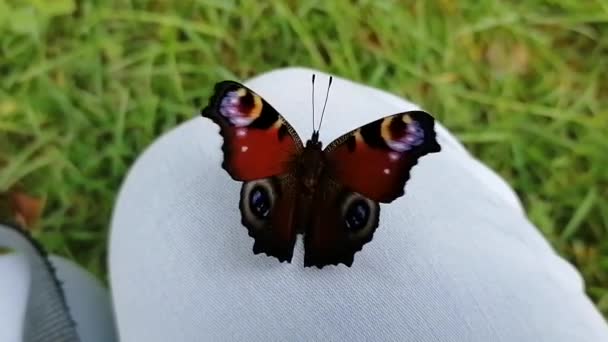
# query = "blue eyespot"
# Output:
<box><xmin>345</xmin><ymin>199</ymin><xmax>370</xmax><ymax>231</ymax></box>
<box><xmin>249</xmin><ymin>186</ymin><xmax>271</xmax><ymax>219</ymax></box>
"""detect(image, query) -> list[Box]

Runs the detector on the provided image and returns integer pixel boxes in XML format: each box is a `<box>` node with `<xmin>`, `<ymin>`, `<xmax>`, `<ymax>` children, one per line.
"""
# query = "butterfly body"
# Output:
<box><xmin>202</xmin><ymin>79</ymin><xmax>441</xmax><ymax>268</ymax></box>
<box><xmin>290</xmin><ymin>140</ymin><xmax>324</xmax><ymax>234</ymax></box>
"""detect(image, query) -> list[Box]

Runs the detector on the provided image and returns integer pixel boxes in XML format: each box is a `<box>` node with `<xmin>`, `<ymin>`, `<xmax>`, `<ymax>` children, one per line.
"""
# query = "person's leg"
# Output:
<box><xmin>0</xmin><ymin>224</ymin><xmax>117</xmax><ymax>342</ymax></box>
<box><xmin>109</xmin><ymin>67</ymin><xmax>608</xmax><ymax>341</ymax></box>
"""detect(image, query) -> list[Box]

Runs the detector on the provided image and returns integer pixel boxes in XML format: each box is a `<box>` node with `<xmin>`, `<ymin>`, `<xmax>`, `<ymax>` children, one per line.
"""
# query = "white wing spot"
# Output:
<box><xmin>241</xmin><ymin>146</ymin><xmax>249</xmax><ymax>152</ymax></box>
<box><xmin>389</xmin><ymin>152</ymin><xmax>400</xmax><ymax>161</ymax></box>
<box><xmin>236</xmin><ymin>129</ymin><xmax>247</xmax><ymax>137</ymax></box>
<box><xmin>383</xmin><ymin>168</ymin><xmax>390</xmax><ymax>175</ymax></box>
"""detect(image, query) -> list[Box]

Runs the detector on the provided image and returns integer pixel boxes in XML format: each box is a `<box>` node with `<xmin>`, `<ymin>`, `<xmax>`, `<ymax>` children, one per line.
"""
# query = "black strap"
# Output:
<box><xmin>0</xmin><ymin>222</ymin><xmax>81</xmax><ymax>342</ymax></box>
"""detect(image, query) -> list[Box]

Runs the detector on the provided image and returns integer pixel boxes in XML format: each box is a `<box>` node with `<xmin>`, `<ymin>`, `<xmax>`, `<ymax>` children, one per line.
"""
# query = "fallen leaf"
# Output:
<box><xmin>8</xmin><ymin>189</ymin><xmax>45</xmax><ymax>230</ymax></box>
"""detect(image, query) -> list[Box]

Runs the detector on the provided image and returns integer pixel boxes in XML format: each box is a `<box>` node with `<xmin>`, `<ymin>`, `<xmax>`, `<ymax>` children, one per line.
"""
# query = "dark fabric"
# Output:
<box><xmin>0</xmin><ymin>222</ymin><xmax>80</xmax><ymax>342</ymax></box>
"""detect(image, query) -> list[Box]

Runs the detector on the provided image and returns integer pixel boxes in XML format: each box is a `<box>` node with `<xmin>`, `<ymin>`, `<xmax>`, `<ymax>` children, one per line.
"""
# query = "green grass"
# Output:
<box><xmin>1</xmin><ymin>0</ymin><xmax>607</xmax><ymax>316</ymax></box>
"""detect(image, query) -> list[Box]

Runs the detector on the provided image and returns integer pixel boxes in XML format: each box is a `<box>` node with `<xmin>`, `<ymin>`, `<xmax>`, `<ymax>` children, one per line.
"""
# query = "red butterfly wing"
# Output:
<box><xmin>303</xmin><ymin>111</ymin><xmax>440</xmax><ymax>268</ymax></box>
<box><xmin>324</xmin><ymin>111</ymin><xmax>441</xmax><ymax>203</ymax></box>
<box><xmin>202</xmin><ymin>81</ymin><xmax>303</xmax><ymax>263</ymax></box>
<box><xmin>201</xmin><ymin>81</ymin><xmax>303</xmax><ymax>181</ymax></box>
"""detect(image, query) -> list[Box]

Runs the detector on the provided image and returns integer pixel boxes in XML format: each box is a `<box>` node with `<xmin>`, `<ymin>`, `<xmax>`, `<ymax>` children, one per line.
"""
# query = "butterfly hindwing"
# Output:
<box><xmin>304</xmin><ymin>177</ymin><xmax>380</xmax><ymax>268</ymax></box>
<box><xmin>201</xmin><ymin>81</ymin><xmax>303</xmax><ymax>181</ymax></box>
<box><xmin>323</xmin><ymin>111</ymin><xmax>441</xmax><ymax>203</ymax></box>
<box><xmin>239</xmin><ymin>175</ymin><xmax>298</xmax><ymax>263</ymax></box>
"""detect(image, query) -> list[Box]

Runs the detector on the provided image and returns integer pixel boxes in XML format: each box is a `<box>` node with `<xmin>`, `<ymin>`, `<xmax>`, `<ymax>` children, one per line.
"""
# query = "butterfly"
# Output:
<box><xmin>201</xmin><ymin>76</ymin><xmax>441</xmax><ymax>268</ymax></box>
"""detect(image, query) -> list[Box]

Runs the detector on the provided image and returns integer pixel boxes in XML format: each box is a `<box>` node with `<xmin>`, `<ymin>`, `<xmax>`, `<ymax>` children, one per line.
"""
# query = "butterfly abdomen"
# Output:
<box><xmin>286</xmin><ymin>140</ymin><xmax>325</xmax><ymax>234</ymax></box>
<box><xmin>296</xmin><ymin>140</ymin><xmax>326</xmax><ymax>195</ymax></box>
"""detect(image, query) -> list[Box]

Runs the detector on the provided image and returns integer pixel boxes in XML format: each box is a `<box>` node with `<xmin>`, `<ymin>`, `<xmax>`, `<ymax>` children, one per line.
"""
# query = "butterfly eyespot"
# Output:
<box><xmin>240</xmin><ymin>178</ymin><xmax>277</xmax><ymax>230</ymax></box>
<box><xmin>344</xmin><ymin>199</ymin><xmax>370</xmax><ymax>231</ymax></box>
<box><xmin>340</xmin><ymin>192</ymin><xmax>379</xmax><ymax>239</ymax></box>
<box><xmin>382</xmin><ymin>116</ymin><xmax>425</xmax><ymax>152</ymax></box>
<box><xmin>249</xmin><ymin>186</ymin><xmax>271</xmax><ymax>219</ymax></box>
<box><xmin>219</xmin><ymin>89</ymin><xmax>262</xmax><ymax>127</ymax></box>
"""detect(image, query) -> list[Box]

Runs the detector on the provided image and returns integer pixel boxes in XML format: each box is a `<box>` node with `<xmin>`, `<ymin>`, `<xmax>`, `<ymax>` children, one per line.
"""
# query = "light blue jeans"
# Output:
<box><xmin>2</xmin><ymin>68</ymin><xmax>607</xmax><ymax>341</ymax></box>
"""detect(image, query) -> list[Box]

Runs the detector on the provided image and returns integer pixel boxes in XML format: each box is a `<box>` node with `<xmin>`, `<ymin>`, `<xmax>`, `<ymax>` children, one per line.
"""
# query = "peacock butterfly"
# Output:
<box><xmin>201</xmin><ymin>76</ymin><xmax>441</xmax><ymax>268</ymax></box>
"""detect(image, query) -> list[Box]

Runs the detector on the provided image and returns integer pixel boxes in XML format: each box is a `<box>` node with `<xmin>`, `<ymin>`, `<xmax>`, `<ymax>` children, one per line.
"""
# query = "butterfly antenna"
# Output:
<box><xmin>317</xmin><ymin>75</ymin><xmax>333</xmax><ymax>133</ymax></box>
<box><xmin>311</xmin><ymin>74</ymin><xmax>316</xmax><ymax>133</ymax></box>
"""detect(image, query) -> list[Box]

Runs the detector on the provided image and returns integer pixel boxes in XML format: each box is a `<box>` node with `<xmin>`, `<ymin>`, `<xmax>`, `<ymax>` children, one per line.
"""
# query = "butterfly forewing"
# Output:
<box><xmin>201</xmin><ymin>81</ymin><xmax>303</xmax><ymax>181</ymax></box>
<box><xmin>323</xmin><ymin>111</ymin><xmax>441</xmax><ymax>203</ymax></box>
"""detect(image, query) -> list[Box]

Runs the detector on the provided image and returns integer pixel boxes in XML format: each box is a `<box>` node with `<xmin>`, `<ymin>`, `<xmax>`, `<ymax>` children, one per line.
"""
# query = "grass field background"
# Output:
<box><xmin>1</xmin><ymin>0</ymin><xmax>607</xmax><ymax>316</ymax></box>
